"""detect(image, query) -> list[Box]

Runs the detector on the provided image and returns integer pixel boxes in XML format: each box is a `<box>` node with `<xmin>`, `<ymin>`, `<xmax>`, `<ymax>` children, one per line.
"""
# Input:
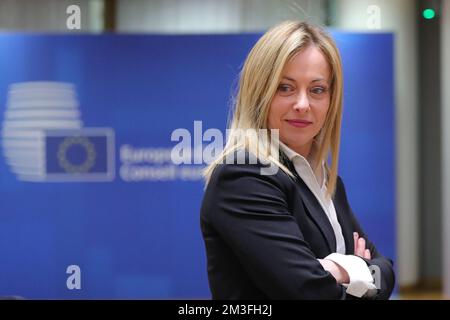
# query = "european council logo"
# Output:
<box><xmin>1</xmin><ymin>82</ymin><xmax>115</xmax><ymax>182</ymax></box>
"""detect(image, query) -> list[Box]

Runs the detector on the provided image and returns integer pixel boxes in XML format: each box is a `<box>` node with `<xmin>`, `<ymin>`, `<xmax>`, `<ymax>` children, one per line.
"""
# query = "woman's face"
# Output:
<box><xmin>267</xmin><ymin>45</ymin><xmax>331</xmax><ymax>157</ymax></box>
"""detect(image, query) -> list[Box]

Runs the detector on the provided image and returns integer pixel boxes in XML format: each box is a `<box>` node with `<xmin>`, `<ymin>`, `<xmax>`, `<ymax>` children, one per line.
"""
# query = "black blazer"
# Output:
<box><xmin>200</xmin><ymin>152</ymin><xmax>395</xmax><ymax>299</ymax></box>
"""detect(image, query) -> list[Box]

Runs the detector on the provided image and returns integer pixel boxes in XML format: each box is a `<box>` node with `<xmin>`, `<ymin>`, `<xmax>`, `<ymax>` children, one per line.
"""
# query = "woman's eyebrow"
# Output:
<box><xmin>311</xmin><ymin>78</ymin><xmax>328</xmax><ymax>83</ymax></box>
<box><xmin>281</xmin><ymin>76</ymin><xmax>296</xmax><ymax>82</ymax></box>
<box><xmin>282</xmin><ymin>76</ymin><xmax>329</xmax><ymax>83</ymax></box>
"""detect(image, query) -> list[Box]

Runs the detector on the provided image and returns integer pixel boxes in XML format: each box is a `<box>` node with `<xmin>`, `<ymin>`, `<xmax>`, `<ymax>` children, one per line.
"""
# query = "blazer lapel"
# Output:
<box><xmin>332</xmin><ymin>184</ymin><xmax>355</xmax><ymax>255</ymax></box>
<box><xmin>280</xmin><ymin>152</ymin><xmax>337</xmax><ymax>253</ymax></box>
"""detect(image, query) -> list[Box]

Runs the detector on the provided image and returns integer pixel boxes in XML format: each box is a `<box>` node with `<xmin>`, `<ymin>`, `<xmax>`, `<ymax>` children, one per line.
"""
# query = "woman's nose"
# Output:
<box><xmin>293</xmin><ymin>92</ymin><xmax>310</xmax><ymax>112</ymax></box>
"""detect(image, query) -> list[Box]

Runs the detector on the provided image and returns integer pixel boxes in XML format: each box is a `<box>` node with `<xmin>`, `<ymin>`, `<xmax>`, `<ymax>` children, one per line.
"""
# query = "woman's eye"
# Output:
<box><xmin>277</xmin><ymin>84</ymin><xmax>293</xmax><ymax>93</ymax></box>
<box><xmin>311</xmin><ymin>87</ymin><xmax>327</xmax><ymax>94</ymax></box>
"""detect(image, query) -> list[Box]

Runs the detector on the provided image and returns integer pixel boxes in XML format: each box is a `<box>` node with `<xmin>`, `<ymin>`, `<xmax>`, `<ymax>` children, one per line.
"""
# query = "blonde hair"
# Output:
<box><xmin>204</xmin><ymin>21</ymin><xmax>344</xmax><ymax>198</ymax></box>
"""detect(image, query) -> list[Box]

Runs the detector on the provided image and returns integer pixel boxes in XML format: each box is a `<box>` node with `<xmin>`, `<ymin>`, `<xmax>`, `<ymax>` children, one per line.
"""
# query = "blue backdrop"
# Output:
<box><xmin>0</xmin><ymin>33</ymin><xmax>395</xmax><ymax>299</ymax></box>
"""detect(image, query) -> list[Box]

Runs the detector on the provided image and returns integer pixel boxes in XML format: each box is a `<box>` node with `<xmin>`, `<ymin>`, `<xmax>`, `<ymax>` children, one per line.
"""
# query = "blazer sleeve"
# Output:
<box><xmin>203</xmin><ymin>162</ymin><xmax>349</xmax><ymax>299</ymax></box>
<box><xmin>336</xmin><ymin>176</ymin><xmax>396</xmax><ymax>300</ymax></box>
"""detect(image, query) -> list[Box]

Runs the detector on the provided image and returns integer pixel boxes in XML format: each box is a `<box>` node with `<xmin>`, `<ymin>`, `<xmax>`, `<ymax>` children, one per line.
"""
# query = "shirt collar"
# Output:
<box><xmin>279</xmin><ymin>141</ymin><xmax>326</xmax><ymax>189</ymax></box>
<box><xmin>279</xmin><ymin>141</ymin><xmax>318</xmax><ymax>166</ymax></box>
<box><xmin>279</xmin><ymin>141</ymin><xmax>300</xmax><ymax>161</ymax></box>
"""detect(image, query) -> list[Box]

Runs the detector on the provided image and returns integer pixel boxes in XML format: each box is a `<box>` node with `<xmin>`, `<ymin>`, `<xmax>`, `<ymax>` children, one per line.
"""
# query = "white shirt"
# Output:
<box><xmin>279</xmin><ymin>142</ymin><xmax>346</xmax><ymax>254</ymax></box>
<box><xmin>279</xmin><ymin>142</ymin><xmax>377</xmax><ymax>298</ymax></box>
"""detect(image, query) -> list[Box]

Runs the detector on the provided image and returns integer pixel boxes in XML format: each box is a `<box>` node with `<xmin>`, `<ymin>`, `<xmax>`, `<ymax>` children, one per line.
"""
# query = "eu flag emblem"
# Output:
<box><xmin>44</xmin><ymin>128</ymin><xmax>114</xmax><ymax>181</ymax></box>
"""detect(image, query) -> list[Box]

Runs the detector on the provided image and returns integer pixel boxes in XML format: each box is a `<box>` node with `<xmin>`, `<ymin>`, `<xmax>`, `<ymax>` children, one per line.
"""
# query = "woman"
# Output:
<box><xmin>200</xmin><ymin>21</ymin><xmax>395</xmax><ymax>299</ymax></box>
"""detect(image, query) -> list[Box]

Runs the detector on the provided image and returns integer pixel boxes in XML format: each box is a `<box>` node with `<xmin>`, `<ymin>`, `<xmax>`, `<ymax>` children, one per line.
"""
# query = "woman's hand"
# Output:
<box><xmin>318</xmin><ymin>259</ymin><xmax>350</xmax><ymax>284</ymax></box>
<box><xmin>353</xmin><ymin>232</ymin><xmax>371</xmax><ymax>260</ymax></box>
<box><xmin>318</xmin><ymin>232</ymin><xmax>372</xmax><ymax>284</ymax></box>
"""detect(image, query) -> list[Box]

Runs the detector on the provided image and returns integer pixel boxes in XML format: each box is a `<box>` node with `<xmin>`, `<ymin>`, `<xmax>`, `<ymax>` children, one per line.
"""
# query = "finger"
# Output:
<box><xmin>353</xmin><ymin>232</ymin><xmax>359</xmax><ymax>253</ymax></box>
<box><xmin>364</xmin><ymin>249</ymin><xmax>371</xmax><ymax>260</ymax></box>
<box><xmin>356</xmin><ymin>237</ymin><xmax>366</xmax><ymax>257</ymax></box>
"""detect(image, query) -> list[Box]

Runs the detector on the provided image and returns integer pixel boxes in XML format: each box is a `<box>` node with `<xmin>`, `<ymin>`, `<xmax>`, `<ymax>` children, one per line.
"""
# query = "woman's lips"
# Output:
<box><xmin>286</xmin><ymin>119</ymin><xmax>312</xmax><ymax>128</ymax></box>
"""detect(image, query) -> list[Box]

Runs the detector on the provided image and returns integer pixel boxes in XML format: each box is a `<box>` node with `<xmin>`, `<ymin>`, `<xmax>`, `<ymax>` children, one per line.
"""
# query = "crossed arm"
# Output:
<box><xmin>204</xmin><ymin>164</ymin><xmax>395</xmax><ymax>299</ymax></box>
<box><xmin>318</xmin><ymin>232</ymin><xmax>371</xmax><ymax>284</ymax></box>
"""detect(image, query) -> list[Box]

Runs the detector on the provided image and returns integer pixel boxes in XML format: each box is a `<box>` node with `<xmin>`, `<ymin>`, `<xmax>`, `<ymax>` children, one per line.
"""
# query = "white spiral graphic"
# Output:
<box><xmin>1</xmin><ymin>81</ymin><xmax>83</xmax><ymax>181</ymax></box>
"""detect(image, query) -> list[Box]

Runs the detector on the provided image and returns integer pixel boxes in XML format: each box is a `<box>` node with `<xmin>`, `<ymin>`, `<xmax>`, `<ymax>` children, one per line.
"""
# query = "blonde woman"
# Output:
<box><xmin>200</xmin><ymin>21</ymin><xmax>395</xmax><ymax>299</ymax></box>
